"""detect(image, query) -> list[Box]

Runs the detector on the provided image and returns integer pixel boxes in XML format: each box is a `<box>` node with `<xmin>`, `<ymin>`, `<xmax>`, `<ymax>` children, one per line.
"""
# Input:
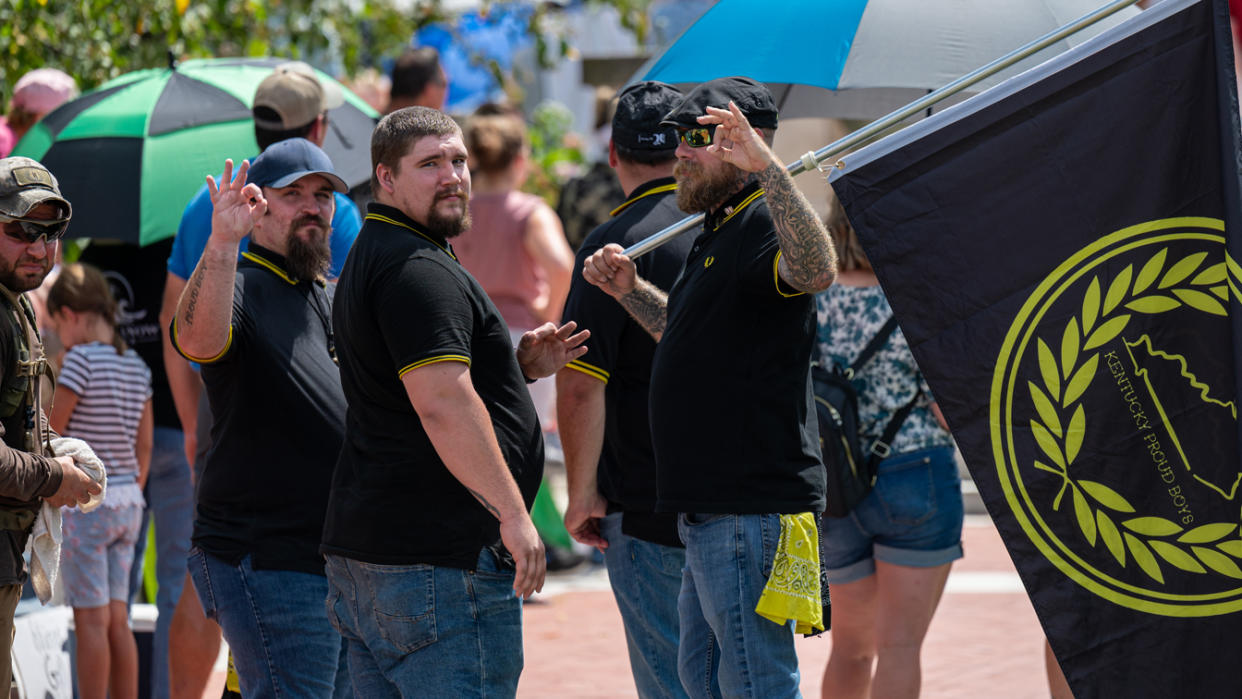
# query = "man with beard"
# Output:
<box><xmin>0</xmin><ymin>157</ymin><xmax>102</xmax><ymax>692</ymax></box>
<box><xmin>583</xmin><ymin>77</ymin><xmax>838</xmax><ymax>697</ymax></box>
<box><xmin>558</xmin><ymin>80</ymin><xmax>706</xmax><ymax>698</ymax></box>
<box><xmin>171</xmin><ymin>139</ymin><xmax>351</xmax><ymax>698</ymax></box>
<box><xmin>321</xmin><ymin>106</ymin><xmax>588</xmax><ymax>696</ymax></box>
<box><xmin>159</xmin><ymin>61</ymin><xmax>361</xmax><ymax>699</ymax></box>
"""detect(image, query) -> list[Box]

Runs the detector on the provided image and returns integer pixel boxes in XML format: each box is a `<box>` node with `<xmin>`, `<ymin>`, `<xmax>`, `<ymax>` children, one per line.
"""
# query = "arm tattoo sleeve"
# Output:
<box><xmin>759</xmin><ymin>162</ymin><xmax>838</xmax><ymax>293</ymax></box>
<box><xmin>618</xmin><ymin>279</ymin><xmax>668</xmax><ymax>342</ymax></box>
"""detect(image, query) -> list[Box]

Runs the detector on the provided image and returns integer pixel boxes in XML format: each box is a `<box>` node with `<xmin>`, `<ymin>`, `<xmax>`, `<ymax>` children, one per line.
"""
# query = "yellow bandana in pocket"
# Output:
<box><xmin>754</xmin><ymin>512</ymin><xmax>823</xmax><ymax>634</ymax></box>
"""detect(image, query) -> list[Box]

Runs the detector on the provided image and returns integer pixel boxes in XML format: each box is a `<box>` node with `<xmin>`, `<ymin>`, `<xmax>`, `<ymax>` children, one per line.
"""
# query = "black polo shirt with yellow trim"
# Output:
<box><xmin>561</xmin><ymin>176</ymin><xmax>692</xmax><ymax>546</ymax></box>
<box><xmin>321</xmin><ymin>203</ymin><xmax>543</xmax><ymax>570</ymax></box>
<box><xmin>172</xmin><ymin>243</ymin><xmax>346</xmax><ymax>575</ymax></box>
<box><xmin>650</xmin><ymin>181</ymin><xmax>825</xmax><ymax>514</ymax></box>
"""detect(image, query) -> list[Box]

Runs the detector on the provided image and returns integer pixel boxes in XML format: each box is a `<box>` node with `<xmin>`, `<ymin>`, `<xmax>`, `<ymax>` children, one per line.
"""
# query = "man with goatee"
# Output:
<box><xmin>583</xmin><ymin>77</ymin><xmax>838</xmax><ymax>697</ymax></box>
<box><xmin>321</xmin><ymin>106</ymin><xmax>588</xmax><ymax>696</ymax></box>
<box><xmin>171</xmin><ymin>138</ymin><xmax>351</xmax><ymax>697</ymax></box>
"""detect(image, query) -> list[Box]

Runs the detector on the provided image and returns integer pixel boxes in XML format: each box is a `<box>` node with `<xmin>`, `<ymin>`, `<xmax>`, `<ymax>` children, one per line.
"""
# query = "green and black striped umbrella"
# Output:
<box><xmin>12</xmin><ymin>57</ymin><xmax>378</xmax><ymax>246</ymax></box>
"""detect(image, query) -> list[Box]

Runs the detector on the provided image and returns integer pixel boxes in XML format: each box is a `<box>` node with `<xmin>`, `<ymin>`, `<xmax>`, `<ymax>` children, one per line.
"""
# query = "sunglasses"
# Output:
<box><xmin>678</xmin><ymin>125</ymin><xmax>716</xmax><ymax>148</ymax></box>
<box><xmin>0</xmin><ymin>214</ymin><xmax>71</xmax><ymax>244</ymax></box>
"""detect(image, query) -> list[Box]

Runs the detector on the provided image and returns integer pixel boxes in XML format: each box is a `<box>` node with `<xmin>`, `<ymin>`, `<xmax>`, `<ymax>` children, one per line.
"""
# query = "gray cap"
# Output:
<box><xmin>0</xmin><ymin>157</ymin><xmax>71</xmax><ymax>220</ymax></box>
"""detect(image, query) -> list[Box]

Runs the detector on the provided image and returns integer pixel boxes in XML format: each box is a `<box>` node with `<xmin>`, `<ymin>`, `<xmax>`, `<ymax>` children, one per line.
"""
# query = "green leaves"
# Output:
<box><xmin>1123</xmin><ymin>516</ymin><xmax>1183</xmax><ymax>537</ymax></box>
<box><xmin>1178</xmin><ymin>523</ymin><xmax>1238</xmax><ymax>544</ymax></box>
<box><xmin>1080</xmin><ymin>480</ymin><xmax>1134</xmax><ymax>513</ymax></box>
<box><xmin>1074</xmin><ymin>486</ymin><xmax>1096</xmax><ymax>546</ymax></box>
<box><xmin>1028</xmin><ymin>249</ymin><xmax>1242</xmax><ymax>588</ymax></box>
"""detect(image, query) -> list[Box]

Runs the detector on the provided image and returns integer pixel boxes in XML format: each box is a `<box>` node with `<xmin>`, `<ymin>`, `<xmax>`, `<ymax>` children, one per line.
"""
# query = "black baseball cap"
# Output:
<box><xmin>660</xmin><ymin>76</ymin><xmax>779</xmax><ymax>131</ymax></box>
<box><xmin>612</xmin><ymin>81</ymin><xmax>683</xmax><ymax>152</ymax></box>
<box><xmin>246</xmin><ymin>138</ymin><xmax>347</xmax><ymax>193</ymax></box>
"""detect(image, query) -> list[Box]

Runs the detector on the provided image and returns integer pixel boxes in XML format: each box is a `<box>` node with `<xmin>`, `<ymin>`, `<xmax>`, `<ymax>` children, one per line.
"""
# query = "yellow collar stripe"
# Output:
<box><xmin>366</xmin><ymin>213</ymin><xmax>457</xmax><ymax>260</ymax></box>
<box><xmin>714</xmin><ymin>189</ymin><xmax>764</xmax><ymax>230</ymax></box>
<box><xmin>610</xmin><ymin>183</ymin><xmax>678</xmax><ymax>218</ymax></box>
<box><xmin>565</xmin><ymin>359</ymin><xmax>610</xmax><ymax>383</ymax></box>
<box><xmin>241</xmin><ymin>251</ymin><xmax>297</xmax><ymax>285</ymax></box>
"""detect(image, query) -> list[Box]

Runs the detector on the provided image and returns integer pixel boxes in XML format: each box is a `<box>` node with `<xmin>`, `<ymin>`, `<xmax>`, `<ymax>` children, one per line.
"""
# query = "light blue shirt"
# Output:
<box><xmin>167</xmin><ymin>179</ymin><xmax>360</xmax><ymax>281</ymax></box>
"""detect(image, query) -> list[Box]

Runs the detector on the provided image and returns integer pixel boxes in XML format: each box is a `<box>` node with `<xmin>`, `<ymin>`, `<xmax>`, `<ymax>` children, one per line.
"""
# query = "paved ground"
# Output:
<box><xmin>518</xmin><ymin>515</ymin><xmax>1051</xmax><ymax>698</ymax></box>
<box><xmin>201</xmin><ymin>515</ymin><xmax>1052</xmax><ymax>697</ymax></box>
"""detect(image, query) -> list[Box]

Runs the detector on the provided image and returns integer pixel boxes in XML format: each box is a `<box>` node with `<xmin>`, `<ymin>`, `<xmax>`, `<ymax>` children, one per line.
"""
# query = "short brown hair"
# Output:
<box><xmin>370</xmin><ymin>106</ymin><xmax>461</xmax><ymax>192</ymax></box>
<box><xmin>463</xmin><ymin>112</ymin><xmax>527</xmax><ymax>175</ymax></box>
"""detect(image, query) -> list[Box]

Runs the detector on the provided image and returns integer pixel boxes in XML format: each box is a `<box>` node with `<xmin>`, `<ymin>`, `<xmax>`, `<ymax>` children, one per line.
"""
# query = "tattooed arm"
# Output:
<box><xmin>402</xmin><ymin>361</ymin><xmax>546</xmax><ymax>598</ymax></box>
<box><xmin>173</xmin><ymin>159</ymin><xmax>263</xmax><ymax>361</ymax></box>
<box><xmin>759</xmin><ymin>161</ymin><xmax>838</xmax><ymax>293</ymax></box>
<box><xmin>581</xmin><ymin>243</ymin><xmax>668</xmax><ymax>341</ymax></box>
<box><xmin>700</xmin><ymin>101</ymin><xmax>838</xmax><ymax>293</ymax></box>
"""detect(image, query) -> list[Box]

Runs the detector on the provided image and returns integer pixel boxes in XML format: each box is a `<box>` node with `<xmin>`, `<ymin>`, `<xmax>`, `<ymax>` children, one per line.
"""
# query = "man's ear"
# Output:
<box><xmin>607</xmin><ymin>139</ymin><xmax>618</xmax><ymax>169</ymax></box>
<box><xmin>376</xmin><ymin>164</ymin><xmax>395</xmax><ymax>194</ymax></box>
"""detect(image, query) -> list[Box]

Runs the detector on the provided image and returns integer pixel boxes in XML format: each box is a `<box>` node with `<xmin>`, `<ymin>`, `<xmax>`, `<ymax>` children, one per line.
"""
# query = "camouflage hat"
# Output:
<box><xmin>0</xmin><ymin>157</ymin><xmax>71</xmax><ymax>220</ymax></box>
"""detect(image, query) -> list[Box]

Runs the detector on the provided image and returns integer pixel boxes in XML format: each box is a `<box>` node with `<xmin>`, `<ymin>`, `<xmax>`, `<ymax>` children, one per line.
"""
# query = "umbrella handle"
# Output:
<box><xmin>623</xmin><ymin>0</ymin><xmax>1142</xmax><ymax>260</ymax></box>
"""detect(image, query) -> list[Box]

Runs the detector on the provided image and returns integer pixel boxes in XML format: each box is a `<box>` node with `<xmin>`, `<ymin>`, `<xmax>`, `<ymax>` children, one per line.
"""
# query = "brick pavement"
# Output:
<box><xmin>520</xmin><ymin>515</ymin><xmax>1051</xmax><ymax>698</ymax></box>
<box><xmin>202</xmin><ymin>516</ymin><xmax>1051</xmax><ymax>698</ymax></box>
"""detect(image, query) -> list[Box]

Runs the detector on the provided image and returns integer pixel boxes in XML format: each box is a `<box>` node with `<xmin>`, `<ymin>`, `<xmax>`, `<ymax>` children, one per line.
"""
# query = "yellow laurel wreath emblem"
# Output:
<box><xmin>1029</xmin><ymin>247</ymin><xmax>1242</xmax><ymax>585</ymax></box>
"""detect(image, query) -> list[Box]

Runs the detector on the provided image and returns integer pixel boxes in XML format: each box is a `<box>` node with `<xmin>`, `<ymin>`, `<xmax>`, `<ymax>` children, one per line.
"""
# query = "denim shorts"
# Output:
<box><xmin>60</xmin><ymin>503</ymin><xmax>144</xmax><ymax>608</ymax></box>
<box><xmin>821</xmin><ymin>445</ymin><xmax>964</xmax><ymax>584</ymax></box>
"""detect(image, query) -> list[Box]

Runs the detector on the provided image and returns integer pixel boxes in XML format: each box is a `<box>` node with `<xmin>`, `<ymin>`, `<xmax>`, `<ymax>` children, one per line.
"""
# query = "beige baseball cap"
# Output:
<box><xmin>252</xmin><ymin>61</ymin><xmax>345</xmax><ymax>131</ymax></box>
<box><xmin>0</xmin><ymin>157</ymin><xmax>71</xmax><ymax>220</ymax></box>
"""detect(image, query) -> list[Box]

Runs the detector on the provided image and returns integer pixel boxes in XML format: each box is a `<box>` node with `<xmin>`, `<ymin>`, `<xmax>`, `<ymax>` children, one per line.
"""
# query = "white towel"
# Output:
<box><xmin>27</xmin><ymin>437</ymin><xmax>107</xmax><ymax>604</ymax></box>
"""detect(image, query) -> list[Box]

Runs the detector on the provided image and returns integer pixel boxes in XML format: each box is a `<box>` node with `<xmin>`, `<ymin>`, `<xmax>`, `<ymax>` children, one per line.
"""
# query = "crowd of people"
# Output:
<box><xmin>0</xmin><ymin>47</ymin><xmax>972</xmax><ymax>699</ymax></box>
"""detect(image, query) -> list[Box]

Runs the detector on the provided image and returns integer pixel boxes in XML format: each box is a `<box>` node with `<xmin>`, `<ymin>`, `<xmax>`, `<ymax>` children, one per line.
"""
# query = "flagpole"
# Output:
<box><xmin>623</xmin><ymin>0</ymin><xmax>1143</xmax><ymax>259</ymax></box>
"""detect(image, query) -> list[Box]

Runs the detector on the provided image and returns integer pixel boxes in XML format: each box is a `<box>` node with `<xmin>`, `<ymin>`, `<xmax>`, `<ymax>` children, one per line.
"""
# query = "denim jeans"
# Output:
<box><xmin>188</xmin><ymin>548</ymin><xmax>349</xmax><ymax>698</ymax></box>
<box><xmin>324</xmin><ymin>549</ymin><xmax>522</xmax><ymax>698</ymax></box>
<box><xmin>600</xmin><ymin>512</ymin><xmax>694</xmax><ymax>699</ymax></box>
<box><xmin>676</xmin><ymin>513</ymin><xmax>801</xmax><ymax>699</ymax></box>
<box><xmin>822</xmin><ymin>445</ymin><xmax>965</xmax><ymax>584</ymax></box>
<box><xmin>128</xmin><ymin>426</ymin><xmax>194</xmax><ymax>699</ymax></box>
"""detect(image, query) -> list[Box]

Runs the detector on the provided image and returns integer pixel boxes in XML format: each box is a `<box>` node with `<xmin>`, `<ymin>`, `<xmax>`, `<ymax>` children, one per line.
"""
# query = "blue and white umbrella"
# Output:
<box><xmin>641</xmin><ymin>0</ymin><xmax>1141</xmax><ymax>120</ymax></box>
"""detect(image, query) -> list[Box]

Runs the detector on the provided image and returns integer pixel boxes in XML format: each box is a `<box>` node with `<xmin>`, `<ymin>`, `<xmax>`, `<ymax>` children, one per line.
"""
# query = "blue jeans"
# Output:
<box><xmin>128</xmin><ymin>426</ymin><xmax>194</xmax><ymax>699</ymax></box>
<box><xmin>324</xmin><ymin>549</ymin><xmax>522</xmax><ymax>698</ymax></box>
<box><xmin>677</xmin><ymin>513</ymin><xmax>801</xmax><ymax>699</ymax></box>
<box><xmin>188</xmin><ymin>548</ymin><xmax>349</xmax><ymax>698</ymax></box>
<box><xmin>600</xmin><ymin>512</ymin><xmax>693</xmax><ymax>699</ymax></box>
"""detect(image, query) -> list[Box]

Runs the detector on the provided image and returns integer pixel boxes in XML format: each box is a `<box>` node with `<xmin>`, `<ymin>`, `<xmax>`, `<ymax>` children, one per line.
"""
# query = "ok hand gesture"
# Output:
<box><xmin>207</xmin><ymin>159</ymin><xmax>266</xmax><ymax>244</ymax></box>
<box><xmin>699</xmin><ymin>100</ymin><xmax>776</xmax><ymax>174</ymax></box>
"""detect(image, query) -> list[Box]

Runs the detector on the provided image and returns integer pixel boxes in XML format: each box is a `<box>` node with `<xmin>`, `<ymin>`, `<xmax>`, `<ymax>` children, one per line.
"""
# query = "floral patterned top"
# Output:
<box><xmin>814</xmin><ymin>284</ymin><xmax>954</xmax><ymax>457</ymax></box>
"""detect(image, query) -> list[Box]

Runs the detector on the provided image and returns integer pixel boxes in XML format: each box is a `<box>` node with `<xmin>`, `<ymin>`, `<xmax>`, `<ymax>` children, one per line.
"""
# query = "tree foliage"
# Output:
<box><xmin>0</xmin><ymin>0</ymin><xmax>651</xmax><ymax>106</ymax></box>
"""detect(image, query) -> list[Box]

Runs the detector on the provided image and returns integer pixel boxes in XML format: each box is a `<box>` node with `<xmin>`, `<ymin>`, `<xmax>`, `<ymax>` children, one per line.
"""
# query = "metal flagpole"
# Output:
<box><xmin>623</xmin><ymin>0</ymin><xmax>1143</xmax><ymax>259</ymax></box>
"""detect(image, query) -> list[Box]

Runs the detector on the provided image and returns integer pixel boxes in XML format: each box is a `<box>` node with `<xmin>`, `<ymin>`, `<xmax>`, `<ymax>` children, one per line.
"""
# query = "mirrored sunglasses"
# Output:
<box><xmin>678</xmin><ymin>125</ymin><xmax>716</xmax><ymax>148</ymax></box>
<box><xmin>0</xmin><ymin>213</ymin><xmax>71</xmax><ymax>244</ymax></box>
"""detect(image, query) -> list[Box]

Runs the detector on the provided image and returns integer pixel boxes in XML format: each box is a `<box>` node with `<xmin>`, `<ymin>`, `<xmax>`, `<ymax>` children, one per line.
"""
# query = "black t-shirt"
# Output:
<box><xmin>78</xmin><ymin>239</ymin><xmax>180</xmax><ymax>429</ymax></box>
<box><xmin>321</xmin><ymin>204</ymin><xmax>543</xmax><ymax>570</ymax></box>
<box><xmin>174</xmin><ymin>243</ymin><xmax>346</xmax><ymax>575</ymax></box>
<box><xmin>650</xmin><ymin>182</ymin><xmax>825</xmax><ymax>514</ymax></box>
<box><xmin>561</xmin><ymin>177</ymin><xmax>691</xmax><ymax>545</ymax></box>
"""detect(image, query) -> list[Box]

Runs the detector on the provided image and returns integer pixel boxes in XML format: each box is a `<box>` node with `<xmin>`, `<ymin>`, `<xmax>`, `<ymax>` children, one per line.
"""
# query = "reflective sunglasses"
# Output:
<box><xmin>678</xmin><ymin>125</ymin><xmax>716</xmax><ymax>148</ymax></box>
<box><xmin>0</xmin><ymin>213</ymin><xmax>71</xmax><ymax>244</ymax></box>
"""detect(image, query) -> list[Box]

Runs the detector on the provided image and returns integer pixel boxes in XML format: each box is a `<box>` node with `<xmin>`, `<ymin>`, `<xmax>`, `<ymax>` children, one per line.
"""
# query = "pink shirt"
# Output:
<box><xmin>455</xmin><ymin>190</ymin><xmax>548</xmax><ymax>331</ymax></box>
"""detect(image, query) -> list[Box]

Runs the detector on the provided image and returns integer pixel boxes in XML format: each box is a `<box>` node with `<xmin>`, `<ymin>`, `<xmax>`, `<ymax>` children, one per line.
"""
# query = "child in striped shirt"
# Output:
<box><xmin>47</xmin><ymin>263</ymin><xmax>153</xmax><ymax>699</ymax></box>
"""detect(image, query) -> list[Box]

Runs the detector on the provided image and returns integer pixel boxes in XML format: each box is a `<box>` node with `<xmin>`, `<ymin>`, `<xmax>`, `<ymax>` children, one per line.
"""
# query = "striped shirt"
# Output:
<box><xmin>59</xmin><ymin>341</ymin><xmax>152</xmax><ymax>508</ymax></box>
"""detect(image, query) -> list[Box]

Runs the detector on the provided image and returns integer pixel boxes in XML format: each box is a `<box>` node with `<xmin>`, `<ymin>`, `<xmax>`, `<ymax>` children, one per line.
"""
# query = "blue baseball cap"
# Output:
<box><xmin>246</xmin><ymin>138</ymin><xmax>347</xmax><ymax>193</ymax></box>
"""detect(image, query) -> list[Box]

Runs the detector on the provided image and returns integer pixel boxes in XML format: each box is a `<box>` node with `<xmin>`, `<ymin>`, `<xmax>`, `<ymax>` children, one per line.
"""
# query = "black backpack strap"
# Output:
<box><xmin>846</xmin><ymin>315</ymin><xmax>900</xmax><ymax>378</ymax></box>
<box><xmin>867</xmin><ymin>389</ymin><xmax>923</xmax><ymax>465</ymax></box>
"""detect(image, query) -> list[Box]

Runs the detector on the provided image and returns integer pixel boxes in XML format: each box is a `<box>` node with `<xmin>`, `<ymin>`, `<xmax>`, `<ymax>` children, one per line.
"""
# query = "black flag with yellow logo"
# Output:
<box><xmin>829</xmin><ymin>0</ymin><xmax>1242</xmax><ymax>695</ymax></box>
